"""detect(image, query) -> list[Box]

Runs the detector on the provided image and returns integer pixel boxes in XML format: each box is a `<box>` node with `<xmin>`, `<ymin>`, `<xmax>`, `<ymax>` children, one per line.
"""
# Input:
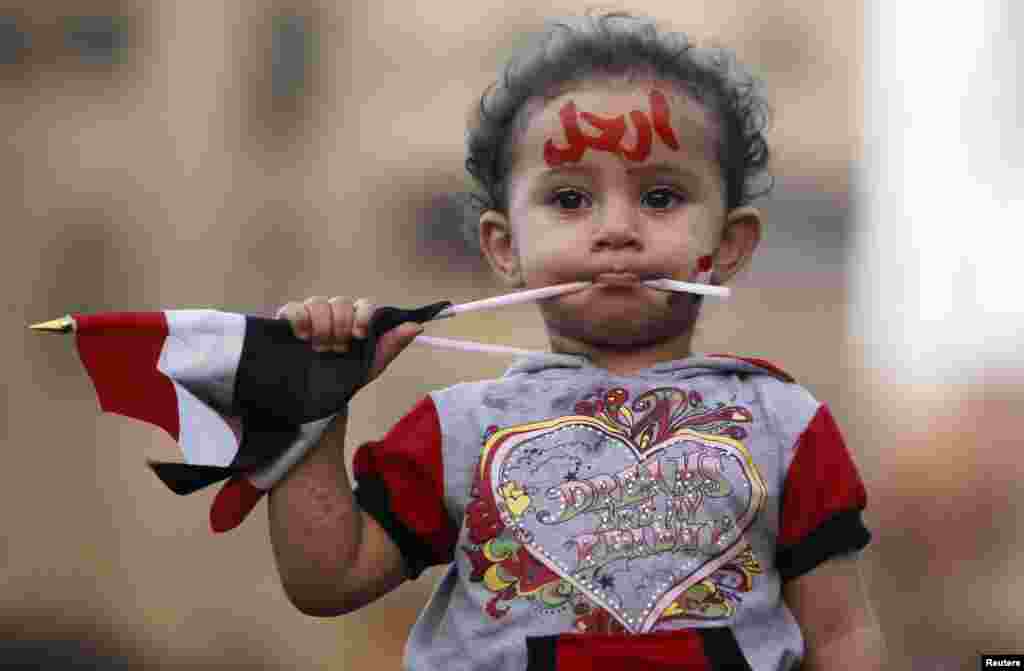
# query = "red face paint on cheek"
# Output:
<box><xmin>693</xmin><ymin>255</ymin><xmax>714</xmax><ymax>283</ymax></box>
<box><xmin>543</xmin><ymin>89</ymin><xmax>682</xmax><ymax>167</ymax></box>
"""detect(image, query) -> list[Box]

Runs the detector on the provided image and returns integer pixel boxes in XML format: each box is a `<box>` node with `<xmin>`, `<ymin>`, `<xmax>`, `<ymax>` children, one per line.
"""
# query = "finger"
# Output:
<box><xmin>351</xmin><ymin>298</ymin><xmax>376</xmax><ymax>340</ymax></box>
<box><xmin>327</xmin><ymin>296</ymin><xmax>355</xmax><ymax>352</ymax></box>
<box><xmin>304</xmin><ymin>296</ymin><xmax>335</xmax><ymax>351</ymax></box>
<box><xmin>368</xmin><ymin>321</ymin><xmax>424</xmax><ymax>382</ymax></box>
<box><xmin>277</xmin><ymin>302</ymin><xmax>310</xmax><ymax>340</ymax></box>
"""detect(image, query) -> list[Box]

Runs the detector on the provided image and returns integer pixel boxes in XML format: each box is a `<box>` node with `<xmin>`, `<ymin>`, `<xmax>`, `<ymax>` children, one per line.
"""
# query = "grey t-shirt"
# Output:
<box><xmin>352</xmin><ymin>352</ymin><xmax>871</xmax><ymax>671</ymax></box>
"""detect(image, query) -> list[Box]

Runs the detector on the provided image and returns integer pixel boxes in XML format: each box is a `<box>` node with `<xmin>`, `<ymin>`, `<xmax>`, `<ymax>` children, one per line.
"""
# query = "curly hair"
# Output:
<box><xmin>459</xmin><ymin>11</ymin><xmax>772</xmax><ymax>249</ymax></box>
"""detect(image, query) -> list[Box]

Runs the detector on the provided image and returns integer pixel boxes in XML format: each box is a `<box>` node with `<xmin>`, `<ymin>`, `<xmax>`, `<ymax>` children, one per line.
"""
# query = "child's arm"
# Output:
<box><xmin>783</xmin><ymin>552</ymin><xmax>885</xmax><ymax>670</ymax></box>
<box><xmin>267</xmin><ymin>295</ymin><xmax>425</xmax><ymax>616</ymax></box>
<box><xmin>267</xmin><ymin>409</ymin><xmax>409</xmax><ymax>616</ymax></box>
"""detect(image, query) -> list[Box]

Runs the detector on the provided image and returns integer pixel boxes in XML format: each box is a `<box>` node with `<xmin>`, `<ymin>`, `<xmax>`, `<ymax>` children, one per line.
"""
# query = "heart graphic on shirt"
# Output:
<box><xmin>480</xmin><ymin>415</ymin><xmax>767</xmax><ymax>633</ymax></box>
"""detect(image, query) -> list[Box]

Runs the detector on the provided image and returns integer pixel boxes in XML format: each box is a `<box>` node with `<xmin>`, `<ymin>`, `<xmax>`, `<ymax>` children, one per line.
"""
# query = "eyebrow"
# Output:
<box><xmin>539</xmin><ymin>162</ymin><xmax>705</xmax><ymax>183</ymax></box>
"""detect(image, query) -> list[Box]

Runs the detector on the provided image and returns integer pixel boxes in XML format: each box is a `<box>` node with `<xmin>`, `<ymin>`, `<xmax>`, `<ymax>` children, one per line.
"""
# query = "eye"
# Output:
<box><xmin>641</xmin><ymin>187</ymin><xmax>685</xmax><ymax>210</ymax></box>
<box><xmin>550</xmin><ymin>188</ymin><xmax>591</xmax><ymax>211</ymax></box>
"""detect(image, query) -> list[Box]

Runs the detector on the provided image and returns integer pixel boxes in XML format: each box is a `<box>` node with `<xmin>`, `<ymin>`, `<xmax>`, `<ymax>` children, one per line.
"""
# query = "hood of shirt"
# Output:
<box><xmin>502</xmin><ymin>351</ymin><xmax>794</xmax><ymax>383</ymax></box>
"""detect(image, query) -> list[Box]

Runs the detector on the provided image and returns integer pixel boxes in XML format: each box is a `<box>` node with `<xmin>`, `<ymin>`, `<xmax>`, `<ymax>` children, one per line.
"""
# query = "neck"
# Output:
<box><xmin>547</xmin><ymin>329</ymin><xmax>695</xmax><ymax>376</ymax></box>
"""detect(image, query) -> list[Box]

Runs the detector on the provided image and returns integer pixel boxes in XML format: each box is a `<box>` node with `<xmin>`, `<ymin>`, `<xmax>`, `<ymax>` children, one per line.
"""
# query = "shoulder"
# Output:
<box><xmin>705</xmin><ymin>353</ymin><xmax>797</xmax><ymax>383</ymax></box>
<box><xmin>703</xmin><ymin>354</ymin><xmax>832</xmax><ymax>456</ymax></box>
<box><xmin>706</xmin><ymin>353</ymin><xmax>821</xmax><ymax>418</ymax></box>
<box><xmin>428</xmin><ymin>370</ymin><xmax>541</xmax><ymax>409</ymax></box>
<box><xmin>424</xmin><ymin>375</ymin><xmax>516</xmax><ymax>446</ymax></box>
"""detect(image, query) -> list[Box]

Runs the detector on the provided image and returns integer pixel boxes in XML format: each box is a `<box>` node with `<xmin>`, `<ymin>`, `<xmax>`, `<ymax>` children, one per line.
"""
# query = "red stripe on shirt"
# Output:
<box><xmin>554</xmin><ymin>630</ymin><xmax>711</xmax><ymax>671</ymax></box>
<box><xmin>779</xmin><ymin>404</ymin><xmax>867</xmax><ymax>547</ymax></box>
<box><xmin>74</xmin><ymin>311</ymin><xmax>181</xmax><ymax>443</ymax></box>
<box><xmin>352</xmin><ymin>396</ymin><xmax>457</xmax><ymax>565</ymax></box>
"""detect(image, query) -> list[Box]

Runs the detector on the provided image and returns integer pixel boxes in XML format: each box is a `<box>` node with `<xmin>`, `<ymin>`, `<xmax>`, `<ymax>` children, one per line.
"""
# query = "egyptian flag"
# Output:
<box><xmin>71</xmin><ymin>301</ymin><xmax>450</xmax><ymax>533</ymax></box>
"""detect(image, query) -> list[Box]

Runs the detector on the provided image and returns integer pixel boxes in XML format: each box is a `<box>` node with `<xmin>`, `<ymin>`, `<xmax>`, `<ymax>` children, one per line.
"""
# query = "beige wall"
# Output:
<box><xmin>4</xmin><ymin>1</ymin><xmax>1015</xmax><ymax>669</ymax></box>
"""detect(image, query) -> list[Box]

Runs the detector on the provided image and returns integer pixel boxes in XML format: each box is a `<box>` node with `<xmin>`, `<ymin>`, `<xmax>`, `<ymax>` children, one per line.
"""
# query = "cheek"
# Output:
<box><xmin>512</xmin><ymin>207</ymin><xmax>579</xmax><ymax>261</ymax></box>
<box><xmin>644</xmin><ymin>225</ymin><xmax>715</xmax><ymax>278</ymax></box>
<box><xmin>649</xmin><ymin>225</ymin><xmax>701</xmax><ymax>258</ymax></box>
<box><xmin>683</xmin><ymin>212</ymin><xmax>721</xmax><ymax>252</ymax></box>
<box><xmin>518</xmin><ymin>228</ymin><xmax>576</xmax><ymax>276</ymax></box>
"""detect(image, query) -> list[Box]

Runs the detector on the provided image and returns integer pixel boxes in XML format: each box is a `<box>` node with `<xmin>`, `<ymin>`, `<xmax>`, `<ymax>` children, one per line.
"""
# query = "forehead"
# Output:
<box><xmin>512</xmin><ymin>79</ymin><xmax>719</xmax><ymax>173</ymax></box>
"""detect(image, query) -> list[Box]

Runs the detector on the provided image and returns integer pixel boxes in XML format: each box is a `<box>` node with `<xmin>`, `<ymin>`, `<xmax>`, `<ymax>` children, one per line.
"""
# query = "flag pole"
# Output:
<box><xmin>429</xmin><ymin>280</ymin><xmax>592</xmax><ymax>320</ymax></box>
<box><xmin>28</xmin><ymin>277</ymin><xmax>727</xmax><ymax>335</ymax></box>
<box><xmin>427</xmin><ymin>277</ymin><xmax>728</xmax><ymax>321</ymax></box>
<box><xmin>643</xmin><ymin>278</ymin><xmax>730</xmax><ymax>298</ymax></box>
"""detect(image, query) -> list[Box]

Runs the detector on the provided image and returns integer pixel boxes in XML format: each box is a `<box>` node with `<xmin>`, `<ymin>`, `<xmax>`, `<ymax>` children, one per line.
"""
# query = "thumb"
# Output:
<box><xmin>368</xmin><ymin>322</ymin><xmax>424</xmax><ymax>382</ymax></box>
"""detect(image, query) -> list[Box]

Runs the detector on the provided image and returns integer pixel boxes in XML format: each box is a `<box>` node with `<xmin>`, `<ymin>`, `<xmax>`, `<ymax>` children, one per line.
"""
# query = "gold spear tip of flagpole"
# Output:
<box><xmin>30</xmin><ymin>315</ymin><xmax>74</xmax><ymax>333</ymax></box>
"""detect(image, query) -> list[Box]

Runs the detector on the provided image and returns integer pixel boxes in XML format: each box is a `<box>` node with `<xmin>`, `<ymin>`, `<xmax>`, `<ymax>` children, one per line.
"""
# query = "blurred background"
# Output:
<box><xmin>4</xmin><ymin>0</ymin><xmax>1019</xmax><ymax>668</ymax></box>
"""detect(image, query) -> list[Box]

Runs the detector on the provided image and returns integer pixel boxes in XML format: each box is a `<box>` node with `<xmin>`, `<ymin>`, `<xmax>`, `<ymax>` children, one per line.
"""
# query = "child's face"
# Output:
<box><xmin>480</xmin><ymin>79</ymin><xmax>760</xmax><ymax>361</ymax></box>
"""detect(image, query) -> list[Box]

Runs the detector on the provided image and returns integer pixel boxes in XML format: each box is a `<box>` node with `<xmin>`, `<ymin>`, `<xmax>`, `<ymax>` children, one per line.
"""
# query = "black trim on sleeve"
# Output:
<box><xmin>698</xmin><ymin>627</ymin><xmax>754</xmax><ymax>670</ymax></box>
<box><xmin>776</xmin><ymin>508</ymin><xmax>872</xmax><ymax>583</ymax></box>
<box><xmin>352</xmin><ymin>474</ymin><xmax>437</xmax><ymax>581</ymax></box>
<box><xmin>524</xmin><ymin>635</ymin><xmax>557</xmax><ymax>671</ymax></box>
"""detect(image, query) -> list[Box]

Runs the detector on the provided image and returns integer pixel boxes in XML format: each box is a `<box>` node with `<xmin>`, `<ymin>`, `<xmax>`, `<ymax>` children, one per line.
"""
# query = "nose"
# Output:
<box><xmin>590</xmin><ymin>199</ymin><xmax>642</xmax><ymax>252</ymax></box>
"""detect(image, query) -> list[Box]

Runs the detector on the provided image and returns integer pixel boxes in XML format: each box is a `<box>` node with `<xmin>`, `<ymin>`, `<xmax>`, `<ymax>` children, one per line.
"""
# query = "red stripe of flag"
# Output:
<box><xmin>73</xmin><ymin>312</ymin><xmax>181</xmax><ymax>444</ymax></box>
<box><xmin>211</xmin><ymin>476</ymin><xmax>266</xmax><ymax>533</ymax></box>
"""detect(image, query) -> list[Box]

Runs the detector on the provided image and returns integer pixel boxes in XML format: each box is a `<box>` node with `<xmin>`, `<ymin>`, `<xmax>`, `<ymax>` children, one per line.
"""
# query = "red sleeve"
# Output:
<box><xmin>352</xmin><ymin>396</ymin><xmax>458</xmax><ymax>579</ymax></box>
<box><xmin>775</xmin><ymin>404</ymin><xmax>871</xmax><ymax>582</ymax></box>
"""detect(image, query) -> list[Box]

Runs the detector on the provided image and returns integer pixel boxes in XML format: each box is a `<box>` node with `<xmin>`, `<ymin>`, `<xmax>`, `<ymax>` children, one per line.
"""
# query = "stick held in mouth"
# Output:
<box><xmin>642</xmin><ymin>278</ymin><xmax>730</xmax><ymax>298</ymax></box>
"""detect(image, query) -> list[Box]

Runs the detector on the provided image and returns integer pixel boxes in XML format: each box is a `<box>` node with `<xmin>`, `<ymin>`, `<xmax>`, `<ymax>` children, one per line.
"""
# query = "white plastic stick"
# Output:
<box><xmin>432</xmin><ymin>279</ymin><xmax>727</xmax><ymax>324</ymax></box>
<box><xmin>642</xmin><ymin>278</ymin><xmax>730</xmax><ymax>298</ymax></box>
<box><xmin>411</xmin><ymin>335</ymin><xmax>539</xmax><ymax>356</ymax></box>
<box><xmin>432</xmin><ymin>281</ymin><xmax>593</xmax><ymax>320</ymax></box>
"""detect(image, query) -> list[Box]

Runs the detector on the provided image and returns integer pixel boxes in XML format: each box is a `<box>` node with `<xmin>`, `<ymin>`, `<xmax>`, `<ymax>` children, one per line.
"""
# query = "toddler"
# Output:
<box><xmin>270</xmin><ymin>12</ymin><xmax>881</xmax><ymax>670</ymax></box>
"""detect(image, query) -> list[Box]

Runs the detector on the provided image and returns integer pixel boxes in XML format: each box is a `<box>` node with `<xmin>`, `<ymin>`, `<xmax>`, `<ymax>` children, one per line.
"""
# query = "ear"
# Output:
<box><xmin>479</xmin><ymin>210</ymin><xmax>525</xmax><ymax>288</ymax></box>
<box><xmin>713</xmin><ymin>206</ymin><xmax>762</xmax><ymax>285</ymax></box>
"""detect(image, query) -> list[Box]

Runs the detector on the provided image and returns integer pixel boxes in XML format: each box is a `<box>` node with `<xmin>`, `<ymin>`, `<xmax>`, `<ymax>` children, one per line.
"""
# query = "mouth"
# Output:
<box><xmin>592</xmin><ymin>271</ymin><xmax>674</xmax><ymax>288</ymax></box>
<box><xmin>594</xmin><ymin>272</ymin><xmax>642</xmax><ymax>286</ymax></box>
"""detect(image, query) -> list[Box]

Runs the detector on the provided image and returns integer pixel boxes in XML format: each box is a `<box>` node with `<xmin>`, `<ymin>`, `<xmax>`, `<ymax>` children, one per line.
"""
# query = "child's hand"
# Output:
<box><xmin>275</xmin><ymin>296</ymin><xmax>425</xmax><ymax>383</ymax></box>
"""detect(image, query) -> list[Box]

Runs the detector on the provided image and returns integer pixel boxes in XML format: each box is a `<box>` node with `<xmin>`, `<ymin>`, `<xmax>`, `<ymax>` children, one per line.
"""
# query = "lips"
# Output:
<box><xmin>594</xmin><ymin>272</ymin><xmax>641</xmax><ymax>286</ymax></box>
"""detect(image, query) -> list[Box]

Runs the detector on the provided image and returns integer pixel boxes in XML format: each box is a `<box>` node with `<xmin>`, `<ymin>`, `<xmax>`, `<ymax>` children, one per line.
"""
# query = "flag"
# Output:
<box><xmin>71</xmin><ymin>301</ymin><xmax>451</xmax><ymax>533</ymax></box>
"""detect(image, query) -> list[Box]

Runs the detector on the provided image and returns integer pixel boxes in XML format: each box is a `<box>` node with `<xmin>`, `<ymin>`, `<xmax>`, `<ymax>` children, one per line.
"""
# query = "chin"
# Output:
<box><xmin>591</xmin><ymin>333</ymin><xmax>668</xmax><ymax>349</ymax></box>
<box><xmin>543</xmin><ymin>293</ymin><xmax>701</xmax><ymax>344</ymax></box>
<box><xmin>565</xmin><ymin>314</ymin><xmax>697</xmax><ymax>349</ymax></box>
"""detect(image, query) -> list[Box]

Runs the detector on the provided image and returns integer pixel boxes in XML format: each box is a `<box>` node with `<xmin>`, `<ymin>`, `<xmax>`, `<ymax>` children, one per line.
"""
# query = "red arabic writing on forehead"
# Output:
<box><xmin>543</xmin><ymin>90</ymin><xmax>681</xmax><ymax>167</ymax></box>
